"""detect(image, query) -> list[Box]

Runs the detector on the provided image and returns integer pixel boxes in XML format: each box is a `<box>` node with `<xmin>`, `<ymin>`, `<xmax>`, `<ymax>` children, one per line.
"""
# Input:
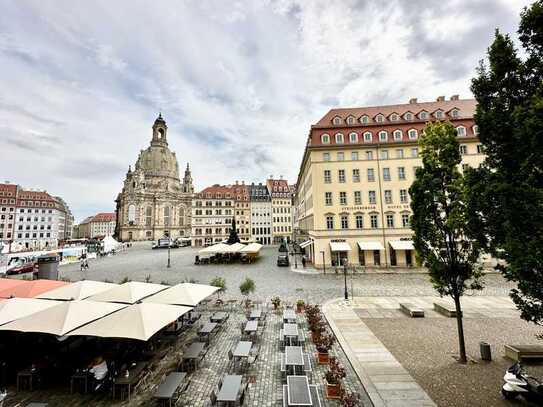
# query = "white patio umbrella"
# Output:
<box><xmin>86</xmin><ymin>281</ymin><xmax>169</xmax><ymax>304</ymax></box>
<box><xmin>223</xmin><ymin>242</ymin><xmax>246</xmax><ymax>253</ymax></box>
<box><xmin>199</xmin><ymin>243</ymin><xmax>230</xmax><ymax>254</ymax></box>
<box><xmin>35</xmin><ymin>280</ymin><xmax>118</xmax><ymax>301</ymax></box>
<box><xmin>0</xmin><ymin>300</ymin><xmax>126</xmax><ymax>336</ymax></box>
<box><xmin>66</xmin><ymin>303</ymin><xmax>191</xmax><ymax>341</ymax></box>
<box><xmin>143</xmin><ymin>283</ymin><xmax>219</xmax><ymax>306</ymax></box>
<box><xmin>0</xmin><ymin>298</ymin><xmax>60</xmax><ymax>325</ymax></box>
<box><xmin>240</xmin><ymin>243</ymin><xmax>263</xmax><ymax>254</ymax></box>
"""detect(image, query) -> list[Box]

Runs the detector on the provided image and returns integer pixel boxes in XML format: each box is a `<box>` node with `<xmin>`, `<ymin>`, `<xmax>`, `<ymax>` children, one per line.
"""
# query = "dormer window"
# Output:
<box><xmin>450</xmin><ymin>109</ymin><xmax>459</xmax><ymax>118</ymax></box>
<box><xmin>321</xmin><ymin>134</ymin><xmax>330</xmax><ymax>144</ymax></box>
<box><xmin>472</xmin><ymin>125</ymin><xmax>479</xmax><ymax>136</ymax></box>
<box><xmin>349</xmin><ymin>132</ymin><xmax>358</xmax><ymax>143</ymax></box>
<box><xmin>456</xmin><ymin>126</ymin><xmax>466</xmax><ymax>136</ymax></box>
<box><xmin>419</xmin><ymin>111</ymin><xmax>428</xmax><ymax>120</ymax></box>
<box><xmin>375</xmin><ymin>114</ymin><xmax>385</xmax><ymax>123</ymax></box>
<box><xmin>434</xmin><ymin>110</ymin><xmax>444</xmax><ymax>119</ymax></box>
<box><xmin>363</xmin><ymin>132</ymin><xmax>372</xmax><ymax>143</ymax></box>
<box><xmin>408</xmin><ymin>129</ymin><xmax>418</xmax><ymax>140</ymax></box>
<box><xmin>404</xmin><ymin>112</ymin><xmax>413</xmax><ymax>121</ymax></box>
<box><xmin>335</xmin><ymin>133</ymin><xmax>344</xmax><ymax>144</ymax></box>
<box><xmin>332</xmin><ymin>116</ymin><xmax>342</xmax><ymax>125</ymax></box>
<box><xmin>379</xmin><ymin>131</ymin><xmax>388</xmax><ymax>142</ymax></box>
<box><xmin>390</xmin><ymin>113</ymin><xmax>399</xmax><ymax>122</ymax></box>
<box><xmin>360</xmin><ymin>115</ymin><xmax>369</xmax><ymax>124</ymax></box>
<box><xmin>346</xmin><ymin>116</ymin><xmax>355</xmax><ymax>125</ymax></box>
<box><xmin>393</xmin><ymin>130</ymin><xmax>403</xmax><ymax>141</ymax></box>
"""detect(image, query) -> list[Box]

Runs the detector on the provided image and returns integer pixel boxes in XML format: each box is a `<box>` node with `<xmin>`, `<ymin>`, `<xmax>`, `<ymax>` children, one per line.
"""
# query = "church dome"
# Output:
<box><xmin>134</xmin><ymin>145</ymin><xmax>180</xmax><ymax>180</ymax></box>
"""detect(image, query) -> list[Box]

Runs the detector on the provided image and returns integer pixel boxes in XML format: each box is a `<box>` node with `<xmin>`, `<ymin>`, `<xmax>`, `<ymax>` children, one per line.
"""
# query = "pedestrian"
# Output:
<box><xmin>301</xmin><ymin>255</ymin><xmax>306</xmax><ymax>268</ymax></box>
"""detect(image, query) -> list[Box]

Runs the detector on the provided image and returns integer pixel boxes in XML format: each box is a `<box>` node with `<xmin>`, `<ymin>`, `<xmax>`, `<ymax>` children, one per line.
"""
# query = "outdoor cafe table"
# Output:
<box><xmin>182</xmin><ymin>342</ymin><xmax>206</xmax><ymax>371</ymax></box>
<box><xmin>154</xmin><ymin>372</ymin><xmax>187</xmax><ymax>406</ymax></box>
<box><xmin>210</xmin><ymin>311</ymin><xmax>228</xmax><ymax>323</ymax></box>
<box><xmin>216</xmin><ymin>374</ymin><xmax>243</xmax><ymax>404</ymax></box>
<box><xmin>285</xmin><ymin>346</ymin><xmax>304</xmax><ymax>375</ymax></box>
<box><xmin>286</xmin><ymin>375</ymin><xmax>312</xmax><ymax>406</ymax></box>
<box><xmin>249</xmin><ymin>309</ymin><xmax>262</xmax><ymax>320</ymax></box>
<box><xmin>244</xmin><ymin>320</ymin><xmax>258</xmax><ymax>333</ymax></box>
<box><xmin>283</xmin><ymin>309</ymin><xmax>296</xmax><ymax>323</ymax></box>
<box><xmin>112</xmin><ymin>361</ymin><xmax>147</xmax><ymax>401</ymax></box>
<box><xmin>283</xmin><ymin>323</ymin><xmax>299</xmax><ymax>343</ymax></box>
<box><xmin>198</xmin><ymin>322</ymin><xmax>218</xmax><ymax>340</ymax></box>
<box><xmin>233</xmin><ymin>341</ymin><xmax>253</xmax><ymax>358</ymax></box>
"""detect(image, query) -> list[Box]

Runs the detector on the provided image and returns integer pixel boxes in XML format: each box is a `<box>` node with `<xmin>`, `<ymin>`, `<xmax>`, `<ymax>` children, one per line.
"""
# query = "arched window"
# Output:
<box><xmin>434</xmin><ymin>110</ymin><xmax>444</xmax><ymax>119</ymax></box>
<box><xmin>360</xmin><ymin>115</ymin><xmax>369</xmax><ymax>124</ymax></box>
<box><xmin>363</xmin><ymin>132</ymin><xmax>372</xmax><ymax>143</ymax></box>
<box><xmin>450</xmin><ymin>109</ymin><xmax>459</xmax><ymax>118</ymax></box>
<box><xmin>335</xmin><ymin>133</ymin><xmax>344</xmax><ymax>144</ymax></box>
<box><xmin>321</xmin><ymin>134</ymin><xmax>330</xmax><ymax>144</ymax></box>
<box><xmin>332</xmin><ymin>116</ymin><xmax>342</xmax><ymax>125</ymax></box>
<box><xmin>349</xmin><ymin>132</ymin><xmax>358</xmax><ymax>143</ymax></box>
<box><xmin>379</xmin><ymin>131</ymin><xmax>388</xmax><ymax>142</ymax></box>
<box><xmin>404</xmin><ymin>112</ymin><xmax>413</xmax><ymax>121</ymax></box>
<box><xmin>164</xmin><ymin>206</ymin><xmax>170</xmax><ymax>226</ymax></box>
<box><xmin>390</xmin><ymin>113</ymin><xmax>399</xmax><ymax>121</ymax></box>
<box><xmin>179</xmin><ymin>207</ymin><xmax>185</xmax><ymax>226</ymax></box>
<box><xmin>128</xmin><ymin>204</ymin><xmax>136</xmax><ymax>224</ymax></box>
<box><xmin>145</xmin><ymin>207</ymin><xmax>152</xmax><ymax>226</ymax></box>
<box><xmin>472</xmin><ymin>125</ymin><xmax>479</xmax><ymax>136</ymax></box>
<box><xmin>375</xmin><ymin>114</ymin><xmax>384</xmax><ymax>123</ymax></box>
<box><xmin>419</xmin><ymin>111</ymin><xmax>428</xmax><ymax>120</ymax></box>
<box><xmin>393</xmin><ymin>130</ymin><xmax>402</xmax><ymax>141</ymax></box>
<box><xmin>408</xmin><ymin>129</ymin><xmax>418</xmax><ymax>140</ymax></box>
<box><xmin>456</xmin><ymin>126</ymin><xmax>466</xmax><ymax>136</ymax></box>
<box><xmin>346</xmin><ymin>116</ymin><xmax>355</xmax><ymax>125</ymax></box>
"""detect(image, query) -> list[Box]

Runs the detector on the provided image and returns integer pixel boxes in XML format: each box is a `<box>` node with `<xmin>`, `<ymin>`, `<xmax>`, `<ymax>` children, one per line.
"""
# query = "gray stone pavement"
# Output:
<box><xmin>59</xmin><ymin>244</ymin><xmax>515</xmax><ymax>305</ymax></box>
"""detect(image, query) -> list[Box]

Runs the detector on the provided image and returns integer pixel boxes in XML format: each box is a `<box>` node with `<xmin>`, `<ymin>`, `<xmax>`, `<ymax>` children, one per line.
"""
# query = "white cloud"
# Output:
<box><xmin>0</xmin><ymin>0</ymin><xmax>533</xmax><ymax>221</ymax></box>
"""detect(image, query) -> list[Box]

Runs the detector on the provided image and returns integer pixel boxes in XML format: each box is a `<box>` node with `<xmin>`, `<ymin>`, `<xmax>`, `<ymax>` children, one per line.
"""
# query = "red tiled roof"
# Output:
<box><xmin>92</xmin><ymin>212</ymin><xmax>116</xmax><ymax>223</ymax></box>
<box><xmin>266</xmin><ymin>179</ymin><xmax>292</xmax><ymax>197</ymax></box>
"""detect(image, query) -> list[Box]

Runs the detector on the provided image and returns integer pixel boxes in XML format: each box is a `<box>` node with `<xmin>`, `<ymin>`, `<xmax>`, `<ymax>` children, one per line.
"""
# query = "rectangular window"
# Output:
<box><xmin>367</xmin><ymin>168</ymin><xmax>375</xmax><ymax>182</ymax></box>
<box><xmin>337</xmin><ymin>152</ymin><xmax>345</xmax><ymax>161</ymax></box>
<box><xmin>323</xmin><ymin>152</ymin><xmax>330</xmax><ymax>161</ymax></box>
<box><xmin>370</xmin><ymin>214</ymin><xmax>378</xmax><ymax>229</ymax></box>
<box><xmin>462</xmin><ymin>163</ymin><xmax>469</xmax><ymax>171</ymax></box>
<box><xmin>324</xmin><ymin>170</ymin><xmax>331</xmax><ymax>183</ymax></box>
<box><xmin>366</xmin><ymin>151</ymin><xmax>373</xmax><ymax>160</ymax></box>
<box><xmin>384</xmin><ymin>190</ymin><xmax>392</xmax><ymax>204</ymax></box>
<box><xmin>459</xmin><ymin>145</ymin><xmax>467</xmax><ymax>155</ymax></box>
<box><xmin>400</xmin><ymin>189</ymin><xmax>408</xmax><ymax>203</ymax></box>
<box><xmin>352</xmin><ymin>169</ymin><xmax>360</xmax><ymax>182</ymax></box>
<box><xmin>338</xmin><ymin>170</ymin><xmax>346</xmax><ymax>183</ymax></box>
<box><xmin>402</xmin><ymin>213</ymin><xmax>410</xmax><ymax>227</ymax></box>
<box><xmin>326</xmin><ymin>216</ymin><xmax>334</xmax><ymax>230</ymax></box>
<box><xmin>341</xmin><ymin>215</ymin><xmax>348</xmax><ymax>229</ymax></box>
<box><xmin>355</xmin><ymin>215</ymin><xmax>363</xmax><ymax>229</ymax></box>
<box><xmin>396</xmin><ymin>149</ymin><xmax>404</xmax><ymax>158</ymax></box>
<box><xmin>398</xmin><ymin>167</ymin><xmax>405</xmax><ymax>180</ymax></box>
<box><xmin>369</xmin><ymin>191</ymin><xmax>376</xmax><ymax>204</ymax></box>
<box><xmin>339</xmin><ymin>192</ymin><xmax>347</xmax><ymax>205</ymax></box>
<box><xmin>383</xmin><ymin>168</ymin><xmax>391</xmax><ymax>181</ymax></box>
<box><xmin>380</xmin><ymin>150</ymin><xmax>389</xmax><ymax>159</ymax></box>
<box><xmin>354</xmin><ymin>191</ymin><xmax>362</xmax><ymax>205</ymax></box>
<box><xmin>386</xmin><ymin>214</ymin><xmax>394</xmax><ymax>228</ymax></box>
<box><xmin>325</xmin><ymin>192</ymin><xmax>332</xmax><ymax>206</ymax></box>
<box><xmin>477</xmin><ymin>144</ymin><xmax>483</xmax><ymax>154</ymax></box>
<box><xmin>411</xmin><ymin>148</ymin><xmax>419</xmax><ymax>158</ymax></box>
<box><xmin>351</xmin><ymin>151</ymin><xmax>359</xmax><ymax>160</ymax></box>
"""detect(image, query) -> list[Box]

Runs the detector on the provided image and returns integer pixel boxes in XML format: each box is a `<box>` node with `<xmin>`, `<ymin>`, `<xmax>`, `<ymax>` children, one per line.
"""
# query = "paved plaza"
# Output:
<box><xmin>59</xmin><ymin>244</ymin><xmax>515</xmax><ymax>304</ymax></box>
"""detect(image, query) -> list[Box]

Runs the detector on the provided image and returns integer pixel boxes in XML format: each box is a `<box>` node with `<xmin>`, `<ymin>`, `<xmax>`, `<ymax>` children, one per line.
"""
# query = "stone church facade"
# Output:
<box><xmin>115</xmin><ymin>115</ymin><xmax>194</xmax><ymax>241</ymax></box>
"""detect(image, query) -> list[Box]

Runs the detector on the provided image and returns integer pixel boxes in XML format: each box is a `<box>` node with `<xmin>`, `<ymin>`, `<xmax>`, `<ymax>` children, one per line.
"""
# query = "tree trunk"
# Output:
<box><xmin>453</xmin><ymin>294</ymin><xmax>467</xmax><ymax>363</ymax></box>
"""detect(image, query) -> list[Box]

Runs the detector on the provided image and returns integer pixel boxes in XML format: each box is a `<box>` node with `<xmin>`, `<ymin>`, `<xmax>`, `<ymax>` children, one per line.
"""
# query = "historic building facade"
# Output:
<box><xmin>293</xmin><ymin>96</ymin><xmax>485</xmax><ymax>269</ymax></box>
<box><xmin>267</xmin><ymin>178</ymin><xmax>294</xmax><ymax>244</ymax></box>
<box><xmin>249</xmin><ymin>183</ymin><xmax>272</xmax><ymax>245</ymax></box>
<box><xmin>115</xmin><ymin>115</ymin><xmax>194</xmax><ymax>241</ymax></box>
<box><xmin>191</xmin><ymin>185</ymin><xmax>234</xmax><ymax>247</ymax></box>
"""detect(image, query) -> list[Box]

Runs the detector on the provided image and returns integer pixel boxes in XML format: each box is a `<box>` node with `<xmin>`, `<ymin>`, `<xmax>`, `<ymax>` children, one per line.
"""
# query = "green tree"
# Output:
<box><xmin>239</xmin><ymin>277</ymin><xmax>256</xmax><ymax>307</ymax></box>
<box><xmin>210</xmin><ymin>276</ymin><xmax>226</xmax><ymax>298</ymax></box>
<box><xmin>410</xmin><ymin>121</ymin><xmax>484</xmax><ymax>363</ymax></box>
<box><xmin>468</xmin><ymin>1</ymin><xmax>543</xmax><ymax>330</ymax></box>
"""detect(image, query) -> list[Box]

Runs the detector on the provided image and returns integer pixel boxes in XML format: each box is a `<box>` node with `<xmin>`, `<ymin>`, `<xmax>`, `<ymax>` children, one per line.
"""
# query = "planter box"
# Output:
<box><xmin>317</xmin><ymin>351</ymin><xmax>330</xmax><ymax>365</ymax></box>
<box><xmin>325</xmin><ymin>381</ymin><xmax>341</xmax><ymax>399</ymax></box>
<box><xmin>296</xmin><ymin>304</ymin><xmax>305</xmax><ymax>313</ymax></box>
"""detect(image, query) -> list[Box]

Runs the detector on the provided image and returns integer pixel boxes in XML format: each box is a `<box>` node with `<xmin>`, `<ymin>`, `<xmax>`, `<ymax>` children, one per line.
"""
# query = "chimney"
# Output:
<box><xmin>450</xmin><ymin>94</ymin><xmax>459</xmax><ymax>101</ymax></box>
<box><xmin>409</xmin><ymin>98</ymin><xmax>417</xmax><ymax>104</ymax></box>
<box><xmin>241</xmin><ymin>180</ymin><xmax>245</xmax><ymax>185</ymax></box>
<box><xmin>436</xmin><ymin>96</ymin><xmax>445</xmax><ymax>102</ymax></box>
<box><xmin>235</xmin><ymin>180</ymin><xmax>239</xmax><ymax>185</ymax></box>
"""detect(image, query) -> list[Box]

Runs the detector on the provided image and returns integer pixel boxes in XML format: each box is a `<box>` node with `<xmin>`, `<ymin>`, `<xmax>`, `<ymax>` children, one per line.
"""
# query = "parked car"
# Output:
<box><xmin>277</xmin><ymin>253</ymin><xmax>290</xmax><ymax>267</ymax></box>
<box><xmin>5</xmin><ymin>257</ymin><xmax>36</xmax><ymax>275</ymax></box>
<box><xmin>175</xmin><ymin>237</ymin><xmax>191</xmax><ymax>247</ymax></box>
<box><xmin>152</xmin><ymin>238</ymin><xmax>179</xmax><ymax>250</ymax></box>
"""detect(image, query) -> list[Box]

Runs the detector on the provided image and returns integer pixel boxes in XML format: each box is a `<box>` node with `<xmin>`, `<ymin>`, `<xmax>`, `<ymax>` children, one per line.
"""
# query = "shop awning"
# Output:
<box><xmin>299</xmin><ymin>240</ymin><xmax>313</xmax><ymax>249</ymax></box>
<box><xmin>0</xmin><ymin>298</ymin><xmax>60</xmax><ymax>325</ymax></box>
<box><xmin>87</xmin><ymin>281</ymin><xmax>169</xmax><ymax>304</ymax></box>
<box><xmin>36</xmin><ymin>280</ymin><xmax>118</xmax><ymax>301</ymax></box>
<box><xmin>389</xmin><ymin>240</ymin><xmax>415</xmax><ymax>250</ymax></box>
<box><xmin>0</xmin><ymin>300</ymin><xmax>126</xmax><ymax>336</ymax></box>
<box><xmin>66</xmin><ymin>303</ymin><xmax>191</xmax><ymax>341</ymax></box>
<box><xmin>357</xmin><ymin>241</ymin><xmax>385</xmax><ymax>251</ymax></box>
<box><xmin>330</xmin><ymin>242</ymin><xmax>351</xmax><ymax>252</ymax></box>
<box><xmin>143</xmin><ymin>283</ymin><xmax>219</xmax><ymax>307</ymax></box>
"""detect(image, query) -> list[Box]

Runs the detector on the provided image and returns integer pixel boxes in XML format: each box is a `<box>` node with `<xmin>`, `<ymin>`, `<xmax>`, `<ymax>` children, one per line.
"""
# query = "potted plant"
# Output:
<box><xmin>325</xmin><ymin>357</ymin><xmax>346</xmax><ymax>399</ymax></box>
<box><xmin>340</xmin><ymin>391</ymin><xmax>361</xmax><ymax>406</ymax></box>
<box><xmin>296</xmin><ymin>299</ymin><xmax>305</xmax><ymax>313</ymax></box>
<box><xmin>314</xmin><ymin>331</ymin><xmax>335</xmax><ymax>364</ymax></box>
<box><xmin>239</xmin><ymin>277</ymin><xmax>256</xmax><ymax>308</ymax></box>
<box><xmin>271</xmin><ymin>296</ymin><xmax>281</xmax><ymax>310</ymax></box>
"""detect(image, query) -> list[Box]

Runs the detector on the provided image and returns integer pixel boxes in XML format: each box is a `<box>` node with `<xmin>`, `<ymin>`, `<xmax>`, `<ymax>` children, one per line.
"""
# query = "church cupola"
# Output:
<box><xmin>151</xmin><ymin>113</ymin><xmax>168</xmax><ymax>146</ymax></box>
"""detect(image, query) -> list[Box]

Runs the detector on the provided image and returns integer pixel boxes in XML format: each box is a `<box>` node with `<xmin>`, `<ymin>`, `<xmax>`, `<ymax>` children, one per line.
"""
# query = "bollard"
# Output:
<box><xmin>480</xmin><ymin>341</ymin><xmax>492</xmax><ymax>361</ymax></box>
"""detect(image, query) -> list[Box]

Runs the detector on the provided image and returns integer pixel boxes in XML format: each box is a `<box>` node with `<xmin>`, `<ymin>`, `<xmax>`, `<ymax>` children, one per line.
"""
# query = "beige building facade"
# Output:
<box><xmin>294</xmin><ymin>96</ymin><xmax>484</xmax><ymax>269</ymax></box>
<box><xmin>267</xmin><ymin>178</ymin><xmax>293</xmax><ymax>244</ymax></box>
<box><xmin>191</xmin><ymin>185</ymin><xmax>234</xmax><ymax>247</ymax></box>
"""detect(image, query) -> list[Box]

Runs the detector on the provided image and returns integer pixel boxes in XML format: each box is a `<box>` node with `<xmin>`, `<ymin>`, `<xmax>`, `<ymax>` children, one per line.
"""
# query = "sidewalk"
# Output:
<box><xmin>323</xmin><ymin>298</ymin><xmax>437</xmax><ymax>407</ymax></box>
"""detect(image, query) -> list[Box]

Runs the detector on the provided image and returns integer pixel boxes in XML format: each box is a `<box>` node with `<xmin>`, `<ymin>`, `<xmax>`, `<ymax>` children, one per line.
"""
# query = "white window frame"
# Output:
<box><xmin>360</xmin><ymin>115</ymin><xmax>369</xmax><ymax>124</ymax></box>
<box><xmin>346</xmin><ymin>116</ymin><xmax>355</xmax><ymax>125</ymax></box>
<box><xmin>408</xmin><ymin>129</ymin><xmax>418</xmax><ymax>140</ymax></box>
<box><xmin>333</xmin><ymin>117</ymin><xmax>342</xmax><ymax>125</ymax></box>
<box><xmin>321</xmin><ymin>134</ymin><xmax>330</xmax><ymax>144</ymax></box>
<box><xmin>379</xmin><ymin>131</ymin><xmax>388</xmax><ymax>142</ymax></box>
<box><xmin>375</xmin><ymin>114</ymin><xmax>384</xmax><ymax>123</ymax></box>
<box><xmin>404</xmin><ymin>112</ymin><xmax>413</xmax><ymax>121</ymax></box>
<box><xmin>349</xmin><ymin>132</ymin><xmax>358</xmax><ymax>143</ymax></box>
<box><xmin>363</xmin><ymin>132</ymin><xmax>372</xmax><ymax>143</ymax></box>
<box><xmin>419</xmin><ymin>111</ymin><xmax>428</xmax><ymax>120</ymax></box>
<box><xmin>335</xmin><ymin>133</ymin><xmax>345</xmax><ymax>144</ymax></box>
<box><xmin>472</xmin><ymin>125</ymin><xmax>479</xmax><ymax>136</ymax></box>
<box><xmin>393</xmin><ymin>130</ymin><xmax>402</xmax><ymax>141</ymax></box>
<box><xmin>456</xmin><ymin>126</ymin><xmax>466</xmax><ymax>137</ymax></box>
<box><xmin>323</xmin><ymin>152</ymin><xmax>330</xmax><ymax>161</ymax></box>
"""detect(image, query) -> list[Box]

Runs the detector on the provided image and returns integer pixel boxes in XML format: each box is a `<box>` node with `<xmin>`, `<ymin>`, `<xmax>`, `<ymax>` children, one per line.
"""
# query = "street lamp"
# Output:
<box><xmin>321</xmin><ymin>251</ymin><xmax>326</xmax><ymax>274</ymax></box>
<box><xmin>294</xmin><ymin>245</ymin><xmax>298</xmax><ymax>269</ymax></box>
<box><xmin>343</xmin><ymin>258</ymin><xmax>348</xmax><ymax>300</ymax></box>
<box><xmin>167</xmin><ymin>242</ymin><xmax>171</xmax><ymax>268</ymax></box>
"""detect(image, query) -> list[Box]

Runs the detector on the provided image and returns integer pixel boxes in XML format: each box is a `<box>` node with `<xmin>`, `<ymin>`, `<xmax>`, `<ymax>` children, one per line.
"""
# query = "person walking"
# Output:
<box><xmin>301</xmin><ymin>255</ymin><xmax>306</xmax><ymax>268</ymax></box>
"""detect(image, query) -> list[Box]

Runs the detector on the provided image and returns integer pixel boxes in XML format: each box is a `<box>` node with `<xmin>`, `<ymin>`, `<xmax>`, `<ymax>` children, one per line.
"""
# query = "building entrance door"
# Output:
<box><xmin>358</xmin><ymin>250</ymin><xmax>365</xmax><ymax>266</ymax></box>
<box><xmin>373</xmin><ymin>250</ymin><xmax>381</xmax><ymax>266</ymax></box>
<box><xmin>390</xmin><ymin>248</ymin><xmax>397</xmax><ymax>266</ymax></box>
<box><xmin>406</xmin><ymin>250</ymin><xmax>413</xmax><ymax>266</ymax></box>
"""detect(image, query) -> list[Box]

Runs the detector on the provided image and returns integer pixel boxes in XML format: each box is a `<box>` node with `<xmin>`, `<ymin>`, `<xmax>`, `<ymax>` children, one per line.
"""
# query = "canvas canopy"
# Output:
<box><xmin>36</xmin><ymin>280</ymin><xmax>118</xmax><ymax>301</ymax></box>
<box><xmin>199</xmin><ymin>243</ymin><xmax>230</xmax><ymax>254</ymax></box>
<box><xmin>0</xmin><ymin>279</ymin><xmax>69</xmax><ymax>299</ymax></box>
<box><xmin>223</xmin><ymin>243</ymin><xmax>246</xmax><ymax>253</ymax></box>
<box><xmin>87</xmin><ymin>281</ymin><xmax>168</xmax><ymax>304</ymax></box>
<box><xmin>0</xmin><ymin>300</ymin><xmax>126</xmax><ymax>336</ymax></box>
<box><xmin>0</xmin><ymin>298</ymin><xmax>60</xmax><ymax>325</ymax></box>
<box><xmin>389</xmin><ymin>240</ymin><xmax>415</xmax><ymax>250</ymax></box>
<box><xmin>67</xmin><ymin>303</ymin><xmax>191</xmax><ymax>341</ymax></box>
<box><xmin>102</xmin><ymin>235</ymin><xmax>121</xmax><ymax>253</ymax></box>
<box><xmin>357</xmin><ymin>241</ymin><xmax>385</xmax><ymax>251</ymax></box>
<box><xmin>240</xmin><ymin>243</ymin><xmax>263</xmax><ymax>254</ymax></box>
<box><xmin>329</xmin><ymin>242</ymin><xmax>351</xmax><ymax>252</ymax></box>
<box><xmin>144</xmin><ymin>283</ymin><xmax>219</xmax><ymax>307</ymax></box>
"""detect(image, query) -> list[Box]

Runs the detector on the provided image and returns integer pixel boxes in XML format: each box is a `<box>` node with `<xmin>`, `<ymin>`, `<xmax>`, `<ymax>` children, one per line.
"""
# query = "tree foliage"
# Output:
<box><xmin>468</xmin><ymin>1</ymin><xmax>543</xmax><ymax>328</ymax></box>
<box><xmin>210</xmin><ymin>276</ymin><xmax>226</xmax><ymax>293</ymax></box>
<box><xmin>410</xmin><ymin>121</ymin><xmax>484</xmax><ymax>362</ymax></box>
<box><xmin>239</xmin><ymin>277</ymin><xmax>256</xmax><ymax>297</ymax></box>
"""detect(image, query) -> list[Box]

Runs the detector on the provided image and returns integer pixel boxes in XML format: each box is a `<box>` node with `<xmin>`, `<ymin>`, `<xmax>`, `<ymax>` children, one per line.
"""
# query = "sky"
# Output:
<box><xmin>0</xmin><ymin>0</ymin><xmax>533</xmax><ymax>222</ymax></box>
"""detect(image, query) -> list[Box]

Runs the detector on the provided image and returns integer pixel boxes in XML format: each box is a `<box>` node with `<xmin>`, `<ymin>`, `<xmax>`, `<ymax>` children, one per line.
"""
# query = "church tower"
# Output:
<box><xmin>183</xmin><ymin>163</ymin><xmax>194</xmax><ymax>193</ymax></box>
<box><xmin>151</xmin><ymin>113</ymin><xmax>168</xmax><ymax>146</ymax></box>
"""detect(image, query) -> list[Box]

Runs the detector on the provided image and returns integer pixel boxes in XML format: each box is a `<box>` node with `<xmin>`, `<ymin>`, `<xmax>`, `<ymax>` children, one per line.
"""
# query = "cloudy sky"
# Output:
<box><xmin>0</xmin><ymin>0</ymin><xmax>532</xmax><ymax>222</ymax></box>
